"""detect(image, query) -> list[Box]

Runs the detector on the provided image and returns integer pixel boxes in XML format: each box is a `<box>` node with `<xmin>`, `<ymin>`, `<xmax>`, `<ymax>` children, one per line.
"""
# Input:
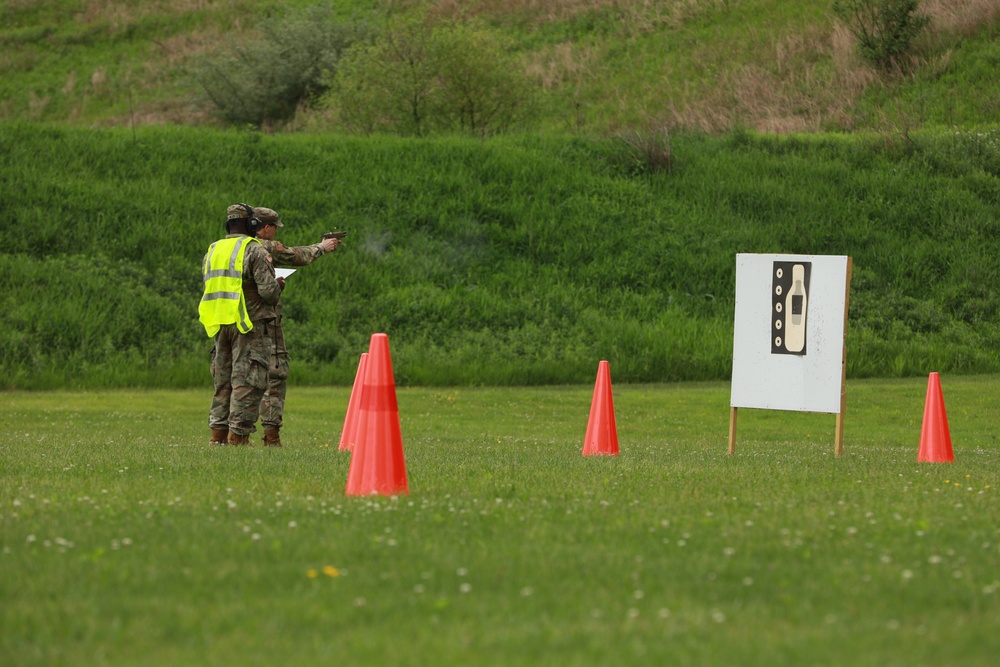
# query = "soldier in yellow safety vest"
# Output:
<box><xmin>199</xmin><ymin>203</ymin><xmax>283</xmax><ymax>445</ymax></box>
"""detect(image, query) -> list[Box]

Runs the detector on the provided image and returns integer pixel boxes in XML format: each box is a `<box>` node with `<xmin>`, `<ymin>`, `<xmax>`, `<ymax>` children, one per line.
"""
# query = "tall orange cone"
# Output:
<box><xmin>345</xmin><ymin>334</ymin><xmax>409</xmax><ymax>495</ymax></box>
<box><xmin>583</xmin><ymin>360</ymin><xmax>619</xmax><ymax>456</ymax></box>
<box><xmin>338</xmin><ymin>352</ymin><xmax>368</xmax><ymax>451</ymax></box>
<box><xmin>918</xmin><ymin>372</ymin><xmax>954</xmax><ymax>463</ymax></box>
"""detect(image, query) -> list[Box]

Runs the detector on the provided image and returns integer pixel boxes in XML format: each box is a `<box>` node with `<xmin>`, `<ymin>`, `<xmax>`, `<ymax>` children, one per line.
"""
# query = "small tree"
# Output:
<box><xmin>430</xmin><ymin>22</ymin><xmax>537</xmax><ymax>135</ymax></box>
<box><xmin>329</xmin><ymin>14</ymin><xmax>537</xmax><ymax>136</ymax></box>
<box><xmin>191</xmin><ymin>5</ymin><xmax>367</xmax><ymax>128</ymax></box>
<box><xmin>832</xmin><ymin>0</ymin><xmax>930</xmax><ymax>71</ymax></box>
<box><xmin>332</xmin><ymin>14</ymin><xmax>441</xmax><ymax>136</ymax></box>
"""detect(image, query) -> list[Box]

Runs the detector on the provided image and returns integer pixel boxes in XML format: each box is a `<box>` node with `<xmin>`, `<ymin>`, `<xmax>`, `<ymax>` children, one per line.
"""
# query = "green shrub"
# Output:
<box><xmin>328</xmin><ymin>13</ymin><xmax>538</xmax><ymax>136</ymax></box>
<box><xmin>189</xmin><ymin>5</ymin><xmax>368</xmax><ymax>128</ymax></box>
<box><xmin>832</xmin><ymin>0</ymin><xmax>931</xmax><ymax>71</ymax></box>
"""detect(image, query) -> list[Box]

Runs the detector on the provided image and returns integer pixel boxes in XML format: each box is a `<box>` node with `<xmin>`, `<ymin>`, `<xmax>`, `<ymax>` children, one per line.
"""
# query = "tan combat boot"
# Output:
<box><xmin>227</xmin><ymin>431</ymin><xmax>251</xmax><ymax>446</ymax></box>
<box><xmin>263</xmin><ymin>427</ymin><xmax>282</xmax><ymax>447</ymax></box>
<box><xmin>210</xmin><ymin>428</ymin><xmax>229</xmax><ymax>445</ymax></box>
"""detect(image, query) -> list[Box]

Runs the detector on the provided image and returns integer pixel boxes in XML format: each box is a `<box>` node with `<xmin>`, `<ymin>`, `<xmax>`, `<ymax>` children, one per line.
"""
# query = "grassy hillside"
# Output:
<box><xmin>2</xmin><ymin>123</ymin><xmax>1000</xmax><ymax>388</ymax></box>
<box><xmin>3</xmin><ymin>2</ymin><xmax>1000</xmax><ymax>389</ymax></box>
<box><xmin>2</xmin><ymin>0</ymin><xmax>1000</xmax><ymax>134</ymax></box>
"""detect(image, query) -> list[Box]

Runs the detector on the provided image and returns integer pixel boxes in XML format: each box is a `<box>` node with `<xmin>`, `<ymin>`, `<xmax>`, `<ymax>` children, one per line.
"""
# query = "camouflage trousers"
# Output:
<box><xmin>209</xmin><ymin>322</ymin><xmax>270</xmax><ymax>436</ymax></box>
<box><xmin>260</xmin><ymin>317</ymin><xmax>289</xmax><ymax>429</ymax></box>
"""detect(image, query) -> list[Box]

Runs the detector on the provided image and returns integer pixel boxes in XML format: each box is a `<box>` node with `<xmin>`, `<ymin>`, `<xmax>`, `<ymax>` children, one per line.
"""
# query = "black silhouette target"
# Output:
<box><xmin>771</xmin><ymin>261</ymin><xmax>811</xmax><ymax>355</ymax></box>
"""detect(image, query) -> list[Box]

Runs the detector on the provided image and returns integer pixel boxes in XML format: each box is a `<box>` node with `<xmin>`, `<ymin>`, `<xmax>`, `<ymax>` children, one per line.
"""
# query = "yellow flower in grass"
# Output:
<box><xmin>323</xmin><ymin>565</ymin><xmax>340</xmax><ymax>577</ymax></box>
<box><xmin>307</xmin><ymin>569</ymin><xmax>319</xmax><ymax>579</ymax></box>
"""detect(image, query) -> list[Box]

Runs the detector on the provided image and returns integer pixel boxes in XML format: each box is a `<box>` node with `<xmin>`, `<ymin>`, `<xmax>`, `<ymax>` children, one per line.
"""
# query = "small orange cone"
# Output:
<box><xmin>345</xmin><ymin>334</ymin><xmax>409</xmax><ymax>495</ymax></box>
<box><xmin>583</xmin><ymin>360</ymin><xmax>619</xmax><ymax>456</ymax></box>
<box><xmin>918</xmin><ymin>372</ymin><xmax>954</xmax><ymax>463</ymax></box>
<box><xmin>338</xmin><ymin>352</ymin><xmax>368</xmax><ymax>451</ymax></box>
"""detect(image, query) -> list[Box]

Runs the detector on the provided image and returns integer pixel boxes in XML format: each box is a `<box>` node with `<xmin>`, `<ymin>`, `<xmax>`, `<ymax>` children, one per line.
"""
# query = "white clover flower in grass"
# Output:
<box><xmin>459</xmin><ymin>583</ymin><xmax>472</xmax><ymax>594</ymax></box>
<box><xmin>520</xmin><ymin>587</ymin><xmax>533</xmax><ymax>597</ymax></box>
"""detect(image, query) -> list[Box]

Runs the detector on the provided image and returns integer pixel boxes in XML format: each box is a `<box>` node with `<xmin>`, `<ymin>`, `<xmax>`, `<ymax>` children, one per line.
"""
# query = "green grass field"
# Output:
<box><xmin>3</xmin><ymin>376</ymin><xmax>999</xmax><ymax>666</ymax></box>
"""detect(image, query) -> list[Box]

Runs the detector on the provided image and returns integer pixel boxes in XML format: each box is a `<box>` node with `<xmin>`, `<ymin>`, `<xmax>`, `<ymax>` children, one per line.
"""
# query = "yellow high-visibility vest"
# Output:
<box><xmin>199</xmin><ymin>236</ymin><xmax>260</xmax><ymax>337</ymax></box>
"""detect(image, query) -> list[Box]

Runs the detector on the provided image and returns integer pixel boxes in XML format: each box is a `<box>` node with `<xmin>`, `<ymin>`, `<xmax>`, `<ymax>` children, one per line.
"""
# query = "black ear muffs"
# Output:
<box><xmin>239</xmin><ymin>202</ymin><xmax>261</xmax><ymax>237</ymax></box>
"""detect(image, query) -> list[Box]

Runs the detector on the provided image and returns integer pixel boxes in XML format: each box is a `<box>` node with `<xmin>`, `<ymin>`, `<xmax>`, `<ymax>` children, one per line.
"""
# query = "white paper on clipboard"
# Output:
<box><xmin>274</xmin><ymin>268</ymin><xmax>296</xmax><ymax>279</ymax></box>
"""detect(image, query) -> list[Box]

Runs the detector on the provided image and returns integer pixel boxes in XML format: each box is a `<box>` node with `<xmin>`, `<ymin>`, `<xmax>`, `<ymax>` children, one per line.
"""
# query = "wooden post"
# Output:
<box><xmin>728</xmin><ymin>407</ymin><xmax>738</xmax><ymax>455</ymax></box>
<box><xmin>835</xmin><ymin>258</ymin><xmax>854</xmax><ymax>457</ymax></box>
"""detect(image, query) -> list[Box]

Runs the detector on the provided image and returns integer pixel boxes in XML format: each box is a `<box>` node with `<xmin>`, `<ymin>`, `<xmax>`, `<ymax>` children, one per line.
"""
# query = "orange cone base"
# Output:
<box><xmin>345</xmin><ymin>334</ymin><xmax>409</xmax><ymax>495</ymax></box>
<box><xmin>918</xmin><ymin>372</ymin><xmax>954</xmax><ymax>463</ymax></box>
<box><xmin>583</xmin><ymin>360</ymin><xmax>619</xmax><ymax>456</ymax></box>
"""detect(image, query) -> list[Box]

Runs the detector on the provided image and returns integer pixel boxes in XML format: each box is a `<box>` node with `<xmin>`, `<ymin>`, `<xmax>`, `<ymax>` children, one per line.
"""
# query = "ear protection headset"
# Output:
<box><xmin>238</xmin><ymin>202</ymin><xmax>262</xmax><ymax>237</ymax></box>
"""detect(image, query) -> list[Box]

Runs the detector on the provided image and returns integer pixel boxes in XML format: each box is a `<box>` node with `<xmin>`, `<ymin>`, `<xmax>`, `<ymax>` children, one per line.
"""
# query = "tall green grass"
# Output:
<box><xmin>2</xmin><ymin>123</ymin><xmax>1000</xmax><ymax>388</ymax></box>
<box><xmin>2</xmin><ymin>378</ymin><xmax>999</xmax><ymax>666</ymax></box>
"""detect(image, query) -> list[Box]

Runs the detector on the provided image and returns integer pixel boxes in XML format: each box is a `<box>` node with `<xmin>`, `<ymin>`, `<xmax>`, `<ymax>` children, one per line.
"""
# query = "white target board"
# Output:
<box><xmin>730</xmin><ymin>254</ymin><xmax>851</xmax><ymax>414</ymax></box>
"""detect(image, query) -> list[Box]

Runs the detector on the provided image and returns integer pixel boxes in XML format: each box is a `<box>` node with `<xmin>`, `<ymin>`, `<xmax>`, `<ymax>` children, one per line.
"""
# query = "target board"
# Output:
<box><xmin>729</xmin><ymin>254</ymin><xmax>853</xmax><ymax>454</ymax></box>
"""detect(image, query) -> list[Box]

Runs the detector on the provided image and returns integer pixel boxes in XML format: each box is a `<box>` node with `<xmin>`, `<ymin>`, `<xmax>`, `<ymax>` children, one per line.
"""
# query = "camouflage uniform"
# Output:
<box><xmin>254</xmin><ymin>208</ymin><xmax>330</xmax><ymax>437</ymax></box>
<box><xmin>206</xmin><ymin>210</ymin><xmax>282</xmax><ymax>442</ymax></box>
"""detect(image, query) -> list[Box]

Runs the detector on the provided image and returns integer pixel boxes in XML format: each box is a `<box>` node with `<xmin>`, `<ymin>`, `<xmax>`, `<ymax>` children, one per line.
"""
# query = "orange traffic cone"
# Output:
<box><xmin>338</xmin><ymin>352</ymin><xmax>368</xmax><ymax>451</ymax></box>
<box><xmin>345</xmin><ymin>334</ymin><xmax>409</xmax><ymax>495</ymax></box>
<box><xmin>918</xmin><ymin>372</ymin><xmax>954</xmax><ymax>463</ymax></box>
<box><xmin>583</xmin><ymin>360</ymin><xmax>619</xmax><ymax>456</ymax></box>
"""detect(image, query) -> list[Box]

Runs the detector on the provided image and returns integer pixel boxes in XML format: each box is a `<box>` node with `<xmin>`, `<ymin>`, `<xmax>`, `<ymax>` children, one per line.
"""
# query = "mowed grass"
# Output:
<box><xmin>2</xmin><ymin>376</ymin><xmax>999</xmax><ymax>666</ymax></box>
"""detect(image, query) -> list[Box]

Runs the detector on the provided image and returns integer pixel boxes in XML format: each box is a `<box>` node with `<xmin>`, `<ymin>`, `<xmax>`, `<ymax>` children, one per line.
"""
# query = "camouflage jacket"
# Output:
<box><xmin>258</xmin><ymin>239</ymin><xmax>326</xmax><ymax>267</ymax></box>
<box><xmin>258</xmin><ymin>238</ymin><xmax>327</xmax><ymax>319</ymax></box>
